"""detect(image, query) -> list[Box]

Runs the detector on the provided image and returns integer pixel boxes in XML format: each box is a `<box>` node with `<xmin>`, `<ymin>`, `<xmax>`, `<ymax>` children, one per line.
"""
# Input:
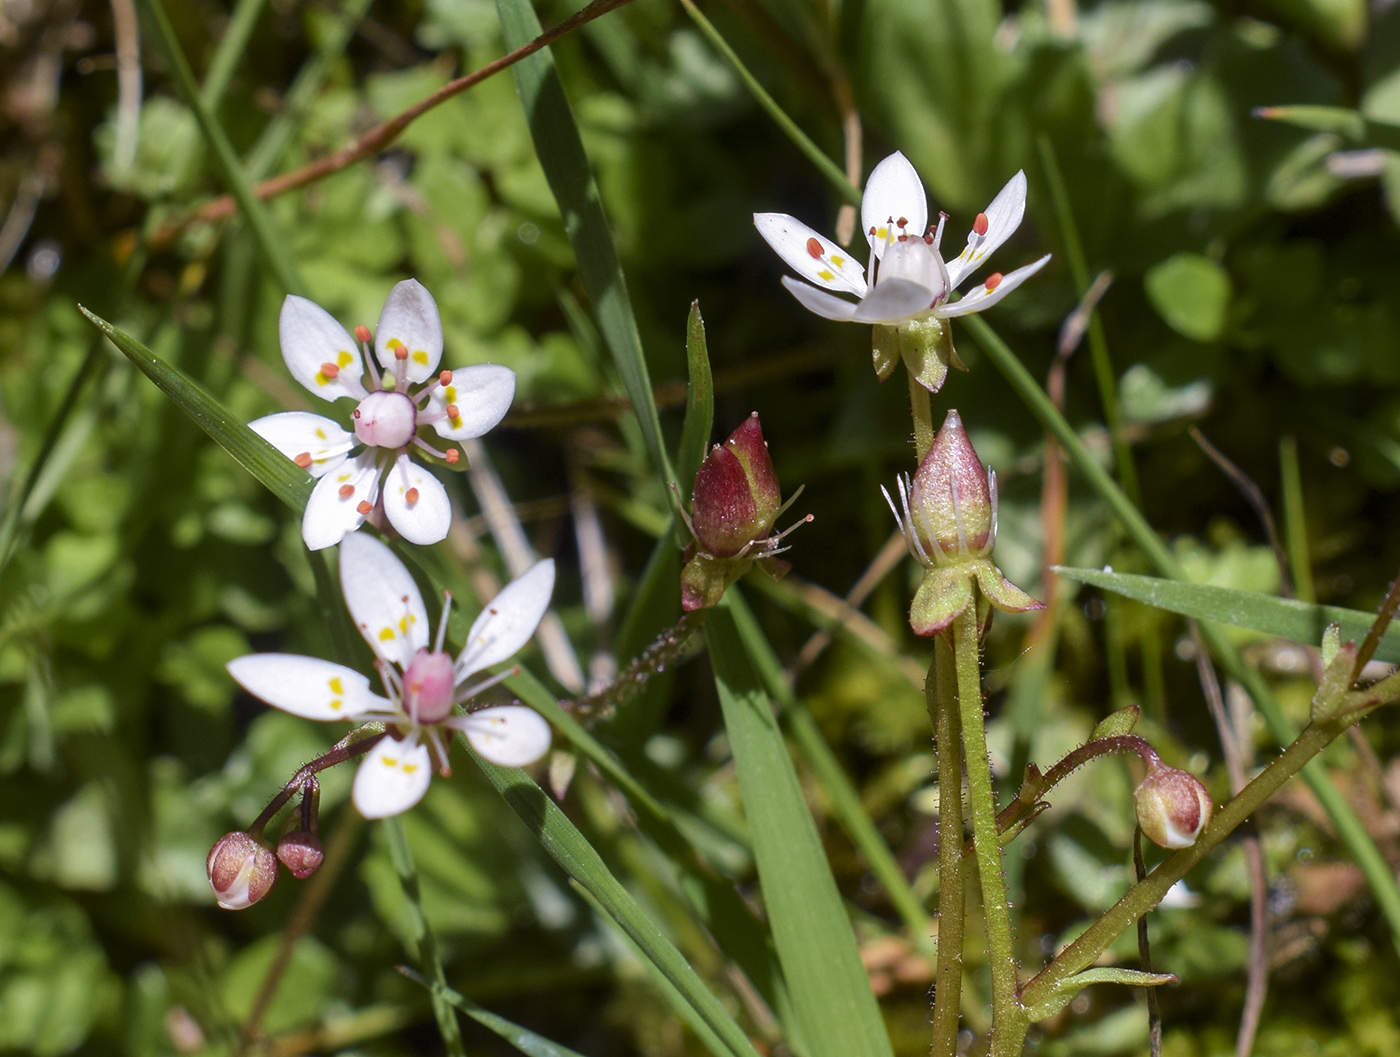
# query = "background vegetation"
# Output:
<box><xmin>5</xmin><ymin>0</ymin><xmax>1400</xmax><ymax>1053</ymax></box>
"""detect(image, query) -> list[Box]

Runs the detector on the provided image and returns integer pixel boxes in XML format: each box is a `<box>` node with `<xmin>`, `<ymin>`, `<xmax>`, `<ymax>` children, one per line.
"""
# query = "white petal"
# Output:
<box><xmin>279</xmin><ymin>295</ymin><xmax>367</xmax><ymax>402</ymax></box>
<box><xmin>861</xmin><ymin>152</ymin><xmax>928</xmax><ymax>261</ymax></box>
<box><xmin>302</xmin><ymin>452</ymin><xmax>381</xmax><ymax>551</ymax></box>
<box><xmin>338</xmin><ymin>530</ymin><xmax>430</xmax><ymax>669</ymax></box>
<box><xmin>227</xmin><ymin>654</ymin><xmax>388</xmax><ymax>720</ymax></box>
<box><xmin>456</xmin><ymin>559</ymin><xmax>556</xmax><ymax>679</ymax></box>
<box><xmin>423</xmin><ymin>364</ymin><xmax>516</xmax><ymax>441</ymax></box>
<box><xmin>250</xmin><ymin>412</ymin><xmax>354</xmax><ymax>478</ymax></box>
<box><xmin>382</xmin><ymin>453</ymin><xmax>451</xmax><ymax>546</ymax></box>
<box><xmin>780</xmin><ymin>276</ymin><xmax>860</xmax><ymax>321</ymax></box>
<box><xmin>374</xmin><ymin>279</ymin><xmax>443</xmax><ymax>385</ymax></box>
<box><xmin>451</xmin><ymin>705</ymin><xmax>551</xmax><ymax>767</ymax></box>
<box><xmin>853</xmin><ymin>279</ymin><xmax>937</xmax><ymax>323</ymax></box>
<box><xmin>937</xmin><ymin>254</ymin><xmax>1051</xmax><ymax>318</ymax></box>
<box><xmin>353</xmin><ymin>734</ymin><xmax>433</xmax><ymax>818</ymax></box>
<box><xmin>946</xmin><ymin>171</ymin><xmax>1028</xmax><ymax>290</ymax></box>
<box><xmin>753</xmin><ymin>213</ymin><xmax>867</xmax><ymax>296</ymax></box>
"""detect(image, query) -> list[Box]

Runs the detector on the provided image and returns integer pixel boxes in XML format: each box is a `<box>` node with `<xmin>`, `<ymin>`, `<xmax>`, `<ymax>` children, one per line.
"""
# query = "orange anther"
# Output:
<box><xmin>445</xmin><ymin>448</ymin><xmax>460</xmax><ymax>465</ymax></box>
<box><xmin>356</xmin><ymin>500</ymin><xmax>373</xmax><ymax>515</ymax></box>
<box><xmin>445</xmin><ymin>404</ymin><xmax>459</xmax><ymax>419</ymax></box>
<box><xmin>405</xmin><ymin>488</ymin><xmax>419</xmax><ymax>505</ymax></box>
<box><xmin>395</xmin><ymin>346</ymin><xmax>408</xmax><ymax>360</ymax></box>
<box><xmin>806</xmin><ymin>237</ymin><xmax>823</xmax><ymax>259</ymax></box>
<box><xmin>897</xmin><ymin>216</ymin><xmax>908</xmax><ymax>227</ymax></box>
<box><xmin>439</xmin><ymin>370</ymin><xmax>452</xmax><ymax>386</ymax></box>
<box><xmin>294</xmin><ymin>452</ymin><xmax>313</xmax><ymax>468</ymax></box>
<box><xmin>354</xmin><ymin>325</ymin><xmax>372</xmax><ymax>343</ymax></box>
<box><xmin>320</xmin><ymin>362</ymin><xmax>340</xmax><ymax>379</ymax></box>
<box><xmin>985</xmin><ymin>272</ymin><xmax>1003</xmax><ymax>291</ymax></box>
<box><xmin>338</xmin><ymin>484</ymin><xmax>355</xmax><ymax>498</ymax></box>
<box><xmin>973</xmin><ymin>213</ymin><xmax>989</xmax><ymax>237</ymax></box>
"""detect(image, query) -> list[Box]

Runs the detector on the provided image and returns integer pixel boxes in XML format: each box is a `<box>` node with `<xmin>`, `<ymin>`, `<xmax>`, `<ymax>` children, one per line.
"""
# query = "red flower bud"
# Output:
<box><xmin>690</xmin><ymin>414</ymin><xmax>783</xmax><ymax>558</ymax></box>
<box><xmin>910</xmin><ymin>410</ymin><xmax>994</xmax><ymax>560</ymax></box>
<box><xmin>207</xmin><ymin>832</ymin><xmax>279</xmax><ymax>910</ymax></box>
<box><xmin>276</xmin><ymin>829</ymin><xmax>324</xmax><ymax>880</ymax></box>
<box><xmin>1134</xmin><ymin>764</ymin><xmax>1213</xmax><ymax>849</ymax></box>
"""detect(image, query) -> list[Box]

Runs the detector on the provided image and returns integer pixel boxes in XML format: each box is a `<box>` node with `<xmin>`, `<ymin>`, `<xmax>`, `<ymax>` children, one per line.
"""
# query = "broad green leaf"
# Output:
<box><xmin>495</xmin><ymin>0</ymin><xmax>673</xmax><ymax>484</ymax></box>
<box><xmin>473</xmin><ymin>755</ymin><xmax>763</xmax><ymax>1057</ymax></box>
<box><xmin>80</xmin><ymin>308</ymin><xmax>313</xmax><ymax>512</ymax></box>
<box><xmin>1054</xmin><ymin>566</ymin><xmax>1400</xmax><ymax>662</ymax></box>
<box><xmin>707</xmin><ymin>595</ymin><xmax>895</xmax><ymax>1057</ymax></box>
<box><xmin>1144</xmin><ymin>253</ymin><xmax>1231</xmax><ymax>342</ymax></box>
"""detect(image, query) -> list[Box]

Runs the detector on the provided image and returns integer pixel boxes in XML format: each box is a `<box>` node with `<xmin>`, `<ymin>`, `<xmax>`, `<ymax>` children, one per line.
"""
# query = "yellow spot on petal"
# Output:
<box><xmin>387</xmin><ymin>338</ymin><xmax>404</xmax><ymax>350</ymax></box>
<box><xmin>314</xmin><ymin>372</ymin><xmax>331</xmax><ymax>386</ymax></box>
<box><xmin>329</xmin><ymin>677</ymin><xmax>344</xmax><ymax>694</ymax></box>
<box><xmin>382</xmin><ymin>755</ymin><xmax>398</xmax><ymax>766</ymax></box>
<box><xmin>330</xmin><ymin>699</ymin><xmax>342</xmax><ymax>711</ymax></box>
<box><xmin>378</xmin><ymin>627</ymin><xmax>396</xmax><ymax>642</ymax></box>
<box><xmin>412</xmin><ymin>350</ymin><xmax>428</xmax><ymax>364</ymax></box>
<box><xmin>830</xmin><ymin>255</ymin><xmax>845</xmax><ymax>266</ymax></box>
<box><xmin>817</xmin><ymin>269</ymin><xmax>835</xmax><ymax>281</ymax></box>
<box><xmin>450</xmin><ymin>417</ymin><xmax>463</xmax><ymax>428</ymax></box>
<box><xmin>876</xmin><ymin>227</ymin><xmax>889</xmax><ymax>241</ymax></box>
<box><xmin>336</xmin><ymin>350</ymin><xmax>353</xmax><ymax>368</ymax></box>
<box><xmin>402</xmin><ymin>763</ymin><xmax>419</xmax><ymax>773</ymax></box>
<box><xmin>398</xmin><ymin>617</ymin><xmax>410</xmax><ymax>633</ymax></box>
<box><xmin>444</xmin><ymin>387</ymin><xmax>457</xmax><ymax>402</ymax></box>
<box><xmin>315</xmin><ymin>428</ymin><xmax>326</xmax><ymax>439</ymax></box>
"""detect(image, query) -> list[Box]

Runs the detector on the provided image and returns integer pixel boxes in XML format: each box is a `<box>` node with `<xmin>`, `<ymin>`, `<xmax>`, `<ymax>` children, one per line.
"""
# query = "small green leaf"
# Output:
<box><xmin>1055</xmin><ymin>566</ymin><xmax>1400</xmax><ymax>662</ymax></box>
<box><xmin>1144</xmin><ymin>253</ymin><xmax>1231</xmax><ymax>341</ymax></box>
<box><xmin>1254</xmin><ymin>104</ymin><xmax>1366</xmax><ymax>139</ymax></box>
<box><xmin>1090</xmin><ymin>704</ymin><xmax>1141</xmax><ymax>740</ymax></box>
<box><xmin>676</xmin><ymin>301</ymin><xmax>714</xmax><ymax>500</ymax></box>
<box><xmin>80</xmin><ymin>308</ymin><xmax>312</xmax><ymax>512</ymax></box>
<box><xmin>1028</xmin><ymin>967</ymin><xmax>1177</xmax><ymax>1022</ymax></box>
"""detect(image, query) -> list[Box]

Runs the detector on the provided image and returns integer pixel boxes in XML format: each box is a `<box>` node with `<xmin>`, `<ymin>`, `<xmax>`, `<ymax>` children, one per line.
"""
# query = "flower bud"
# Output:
<box><xmin>690</xmin><ymin>414</ymin><xmax>782</xmax><ymax>558</ymax></box>
<box><xmin>909</xmin><ymin>410</ymin><xmax>993</xmax><ymax>560</ymax></box>
<box><xmin>1134</xmin><ymin>765</ymin><xmax>1213</xmax><ymax>849</ymax></box>
<box><xmin>207</xmin><ymin>832</ymin><xmax>279</xmax><ymax>910</ymax></box>
<box><xmin>276</xmin><ymin>829</ymin><xmax>324</xmax><ymax>880</ymax></box>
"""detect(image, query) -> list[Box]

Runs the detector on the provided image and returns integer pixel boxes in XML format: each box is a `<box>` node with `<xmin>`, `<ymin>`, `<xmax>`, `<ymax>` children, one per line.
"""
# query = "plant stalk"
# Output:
<box><xmin>930</xmin><ymin>639</ymin><xmax>964</xmax><ymax>1057</ymax></box>
<box><xmin>909</xmin><ymin>365</ymin><xmax>935</xmax><ymax>462</ymax></box>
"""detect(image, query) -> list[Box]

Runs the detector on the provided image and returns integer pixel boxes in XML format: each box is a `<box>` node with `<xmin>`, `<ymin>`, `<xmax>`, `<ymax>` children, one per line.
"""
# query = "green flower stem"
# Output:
<box><xmin>929</xmin><ymin>640</ymin><xmax>965</xmax><ymax>1057</ymax></box>
<box><xmin>951</xmin><ymin>605</ymin><xmax>1020</xmax><ymax>1051</ymax></box>
<box><xmin>383</xmin><ymin>817</ymin><xmax>467</xmax><ymax>1057</ymax></box>
<box><xmin>908</xmin><ymin>365</ymin><xmax>935</xmax><ymax>462</ymax></box>
<box><xmin>964</xmin><ymin>312</ymin><xmax>1400</xmax><ymax>956</ymax></box>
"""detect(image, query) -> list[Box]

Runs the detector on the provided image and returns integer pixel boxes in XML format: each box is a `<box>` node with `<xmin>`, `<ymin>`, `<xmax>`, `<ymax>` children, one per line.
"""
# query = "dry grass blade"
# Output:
<box><xmin>1189</xmin><ymin>428</ymin><xmax>1292</xmax><ymax>598</ymax></box>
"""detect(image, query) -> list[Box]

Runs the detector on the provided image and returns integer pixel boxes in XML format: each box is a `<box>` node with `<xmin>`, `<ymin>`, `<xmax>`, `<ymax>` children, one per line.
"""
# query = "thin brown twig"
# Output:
<box><xmin>153</xmin><ymin>0</ymin><xmax>638</xmax><ymax>246</ymax></box>
<box><xmin>1351</xmin><ymin>568</ymin><xmax>1400</xmax><ymax>685</ymax></box>
<box><xmin>1188</xmin><ymin>428</ymin><xmax>1293</xmax><ymax>599</ymax></box>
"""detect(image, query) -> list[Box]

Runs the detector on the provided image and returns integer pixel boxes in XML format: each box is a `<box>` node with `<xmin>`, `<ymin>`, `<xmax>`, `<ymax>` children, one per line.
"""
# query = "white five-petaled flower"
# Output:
<box><xmin>753</xmin><ymin>151</ymin><xmax>1051</xmax><ymax>326</ymax></box>
<box><xmin>252</xmin><ymin>279</ymin><xmax>516</xmax><ymax>550</ymax></box>
<box><xmin>227</xmin><ymin>532</ymin><xmax>555</xmax><ymax>819</ymax></box>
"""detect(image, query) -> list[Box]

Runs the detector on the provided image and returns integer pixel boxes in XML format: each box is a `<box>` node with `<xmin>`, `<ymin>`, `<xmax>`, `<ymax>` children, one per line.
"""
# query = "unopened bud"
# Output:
<box><xmin>207</xmin><ymin>832</ymin><xmax>278</xmax><ymax>909</ymax></box>
<box><xmin>1134</xmin><ymin>764</ymin><xmax>1213</xmax><ymax>849</ymax></box>
<box><xmin>690</xmin><ymin>413</ymin><xmax>783</xmax><ymax>558</ymax></box>
<box><xmin>276</xmin><ymin>829</ymin><xmax>324</xmax><ymax>880</ymax></box>
<box><xmin>910</xmin><ymin>410</ymin><xmax>993</xmax><ymax>560</ymax></box>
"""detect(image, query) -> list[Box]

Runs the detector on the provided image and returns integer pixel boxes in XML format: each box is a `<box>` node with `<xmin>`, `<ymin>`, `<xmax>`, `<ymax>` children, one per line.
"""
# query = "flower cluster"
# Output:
<box><xmin>253</xmin><ymin>280</ymin><xmax>516</xmax><ymax>550</ymax></box>
<box><xmin>755</xmin><ymin>152</ymin><xmax>1049</xmax><ymax>393</ymax></box>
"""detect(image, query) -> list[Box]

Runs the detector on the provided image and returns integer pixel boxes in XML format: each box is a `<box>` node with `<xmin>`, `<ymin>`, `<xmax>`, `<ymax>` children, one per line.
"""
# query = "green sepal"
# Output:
<box><xmin>975</xmin><ymin>562</ymin><xmax>1045</xmax><ymax>615</ymax></box>
<box><xmin>900</xmin><ymin>317</ymin><xmax>954</xmax><ymax>394</ymax></box>
<box><xmin>1321</xmin><ymin>622</ymin><xmax>1342</xmax><ymax>669</ymax></box>
<box><xmin>871</xmin><ymin>325</ymin><xmax>900</xmax><ymax>382</ymax></box>
<box><xmin>909</xmin><ymin>566</ymin><xmax>974</xmax><ymax>636</ymax></box>
<box><xmin>681</xmin><ymin>552</ymin><xmax>750</xmax><ymax>611</ymax></box>
<box><xmin>1027</xmin><ymin>967</ymin><xmax>1178</xmax><ymax>1023</ymax></box>
<box><xmin>1090</xmin><ymin>704</ymin><xmax>1141</xmax><ymax>740</ymax></box>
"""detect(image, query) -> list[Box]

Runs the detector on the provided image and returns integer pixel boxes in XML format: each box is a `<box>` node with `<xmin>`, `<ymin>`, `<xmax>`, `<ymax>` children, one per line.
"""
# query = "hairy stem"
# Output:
<box><xmin>909</xmin><ymin>366</ymin><xmax>935</xmax><ymax>462</ymax></box>
<box><xmin>930</xmin><ymin>639</ymin><xmax>965</xmax><ymax>1057</ymax></box>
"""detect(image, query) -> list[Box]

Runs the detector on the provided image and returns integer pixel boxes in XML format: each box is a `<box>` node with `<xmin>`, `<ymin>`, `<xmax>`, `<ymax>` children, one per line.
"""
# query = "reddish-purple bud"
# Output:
<box><xmin>910</xmin><ymin>410</ymin><xmax>993</xmax><ymax>559</ymax></box>
<box><xmin>276</xmin><ymin>829</ymin><xmax>325</xmax><ymax>880</ymax></box>
<box><xmin>690</xmin><ymin>414</ymin><xmax>783</xmax><ymax>558</ymax></box>
<box><xmin>207</xmin><ymin>832</ymin><xmax>279</xmax><ymax>910</ymax></box>
<box><xmin>1134</xmin><ymin>764</ymin><xmax>1213</xmax><ymax>849</ymax></box>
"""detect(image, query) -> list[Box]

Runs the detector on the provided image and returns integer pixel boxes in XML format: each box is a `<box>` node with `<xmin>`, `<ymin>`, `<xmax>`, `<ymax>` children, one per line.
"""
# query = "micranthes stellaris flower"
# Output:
<box><xmin>227</xmin><ymin>532</ymin><xmax>555</xmax><ymax>818</ymax></box>
<box><xmin>754</xmin><ymin>152</ymin><xmax>1051</xmax><ymax>392</ymax></box>
<box><xmin>252</xmin><ymin>279</ymin><xmax>515</xmax><ymax>549</ymax></box>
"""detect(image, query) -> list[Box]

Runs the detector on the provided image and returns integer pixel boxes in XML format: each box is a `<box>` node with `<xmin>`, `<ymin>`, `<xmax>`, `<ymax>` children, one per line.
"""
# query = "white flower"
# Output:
<box><xmin>251</xmin><ymin>279</ymin><xmax>516</xmax><ymax>550</ymax></box>
<box><xmin>753</xmin><ymin>152</ymin><xmax>1051</xmax><ymax>327</ymax></box>
<box><xmin>227</xmin><ymin>532</ymin><xmax>555</xmax><ymax>818</ymax></box>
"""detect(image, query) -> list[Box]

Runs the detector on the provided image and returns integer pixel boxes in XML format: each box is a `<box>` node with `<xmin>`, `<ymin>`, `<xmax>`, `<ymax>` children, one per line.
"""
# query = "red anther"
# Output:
<box><xmin>352</xmin><ymin>408</ymin><xmax>361</xmax><ymax>419</ymax></box>
<box><xmin>405</xmin><ymin>488</ymin><xmax>420</xmax><ymax>505</ymax></box>
<box><xmin>897</xmin><ymin>216</ymin><xmax>908</xmax><ymax>227</ymax></box>
<box><xmin>973</xmin><ymin>212</ymin><xmax>989</xmax><ymax>237</ymax></box>
<box><xmin>439</xmin><ymin>370</ymin><xmax>452</xmax><ymax>386</ymax></box>
<box><xmin>338</xmin><ymin>484</ymin><xmax>355</xmax><ymax>499</ymax></box>
<box><xmin>356</xmin><ymin>500</ymin><xmax>373</xmax><ymax>515</ymax></box>
<box><xmin>868</xmin><ymin>226</ymin><xmax>877</xmax><ymax>236</ymax></box>
<box><xmin>445</xmin><ymin>404</ymin><xmax>459</xmax><ymax>419</ymax></box>
<box><xmin>294</xmin><ymin>452</ymin><xmax>313</xmax><ymax>468</ymax></box>
<box><xmin>985</xmin><ymin>272</ymin><xmax>1004</xmax><ymax>291</ymax></box>
<box><xmin>445</xmin><ymin>448</ymin><xmax>460</xmax><ymax>465</ymax></box>
<box><xmin>320</xmin><ymin>362</ymin><xmax>340</xmax><ymax>379</ymax></box>
<box><xmin>923</xmin><ymin>234</ymin><xmax>934</xmax><ymax>244</ymax></box>
<box><xmin>354</xmin><ymin>325</ymin><xmax>372</xmax><ymax>343</ymax></box>
<box><xmin>394</xmin><ymin>346</ymin><xmax>408</xmax><ymax>361</ymax></box>
<box><xmin>806</xmin><ymin>237</ymin><xmax>823</xmax><ymax>258</ymax></box>
<box><xmin>897</xmin><ymin>234</ymin><xmax>908</xmax><ymax>242</ymax></box>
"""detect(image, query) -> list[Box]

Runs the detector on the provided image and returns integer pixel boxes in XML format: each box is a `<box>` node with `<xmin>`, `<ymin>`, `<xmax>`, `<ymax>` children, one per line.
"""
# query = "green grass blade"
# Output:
<box><xmin>1280</xmin><ymin>437</ymin><xmax>1316</xmax><ymax>603</ymax></box>
<box><xmin>138</xmin><ymin>0</ymin><xmax>305</xmax><ymax>295</ymax></box>
<box><xmin>494</xmin><ymin>0</ymin><xmax>673</xmax><ymax>484</ymax></box>
<box><xmin>79</xmin><ymin>308</ymin><xmax>311</xmax><ymax>511</ymax></box>
<box><xmin>1055</xmin><ymin>567</ymin><xmax>1400</xmax><ymax>663</ymax></box>
<box><xmin>472</xmin><ymin>756</ymin><xmax>763</xmax><ymax>1057</ymax></box>
<box><xmin>706</xmin><ymin>595</ymin><xmax>894</xmax><ymax>1057</ymax></box>
<box><xmin>199</xmin><ymin>0</ymin><xmax>268</xmax><ymax>111</ymax></box>
<box><xmin>677</xmin><ymin>0</ymin><xmax>859</xmax><ymax>206</ymax></box>
<box><xmin>406</xmin><ymin>971</ymin><xmax>591</xmax><ymax>1057</ymax></box>
<box><xmin>676</xmin><ymin>301</ymin><xmax>715</xmax><ymax>504</ymax></box>
<box><xmin>965</xmin><ymin>312</ymin><xmax>1400</xmax><ymax>957</ymax></box>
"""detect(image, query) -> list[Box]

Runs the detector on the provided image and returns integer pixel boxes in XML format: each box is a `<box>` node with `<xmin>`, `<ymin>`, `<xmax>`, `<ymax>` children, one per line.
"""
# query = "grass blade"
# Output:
<box><xmin>404</xmin><ymin>970</ymin><xmax>591</xmax><ymax>1057</ymax></box>
<box><xmin>676</xmin><ymin>301</ymin><xmax>715</xmax><ymax>506</ymax></box>
<box><xmin>706</xmin><ymin>595</ymin><xmax>894</xmax><ymax>1057</ymax></box>
<box><xmin>80</xmin><ymin>308</ymin><xmax>312</xmax><ymax>511</ymax></box>
<box><xmin>495</xmin><ymin>0</ymin><xmax>673</xmax><ymax>484</ymax></box>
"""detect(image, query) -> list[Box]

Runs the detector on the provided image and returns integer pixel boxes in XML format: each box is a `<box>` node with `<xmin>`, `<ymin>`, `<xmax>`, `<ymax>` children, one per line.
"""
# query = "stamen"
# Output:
<box><xmin>897</xmin><ymin>216</ymin><xmax>908</xmax><ymax>228</ymax></box>
<box><xmin>412</xmin><ymin>436</ymin><xmax>449</xmax><ymax>460</ymax></box>
<box><xmin>806</xmin><ymin>237</ymin><xmax>823</xmax><ymax>258</ymax></box>
<box><xmin>434</xmin><ymin>592</ymin><xmax>453</xmax><ymax>653</ymax></box>
<box><xmin>445</xmin><ymin>449</ymin><xmax>460</xmax><ymax>465</ymax></box>
<box><xmin>426</xmin><ymin>727</ymin><xmax>452</xmax><ymax>776</ymax></box>
<box><xmin>933</xmin><ymin>213</ymin><xmax>948</xmax><ymax>250</ymax></box>
<box><xmin>320</xmin><ymin>362</ymin><xmax>340</xmax><ymax>379</ymax></box>
<box><xmin>973</xmin><ymin>212</ymin><xmax>989</xmax><ymax>237</ymax></box>
<box><xmin>985</xmin><ymin>272</ymin><xmax>1004</xmax><ymax>291</ymax></box>
<box><xmin>949</xmin><ymin>473</ymin><xmax>968</xmax><ymax>555</ymax></box>
<box><xmin>984</xmin><ymin>470</ymin><xmax>999</xmax><ymax>557</ymax></box>
<box><xmin>445</xmin><ymin>404</ymin><xmax>459</xmax><ymax>419</ymax></box>
<box><xmin>354</xmin><ymin>325</ymin><xmax>372</xmax><ymax>344</ymax></box>
<box><xmin>454</xmin><ymin>665</ymin><xmax>521</xmax><ymax>702</ymax></box>
<box><xmin>405</xmin><ymin>487</ymin><xmax>419</xmax><ymax>505</ymax></box>
<box><xmin>897</xmin><ymin>475</ymin><xmax>934</xmax><ymax>566</ymax></box>
<box><xmin>294</xmin><ymin>452</ymin><xmax>313</xmax><ymax>468</ymax></box>
<box><xmin>357</xmin><ymin>500</ymin><xmax>372</xmax><ymax>515</ymax></box>
<box><xmin>439</xmin><ymin>370</ymin><xmax>453</xmax><ymax>386</ymax></box>
<box><xmin>338</xmin><ymin>484</ymin><xmax>355</xmax><ymax>498</ymax></box>
<box><xmin>394</xmin><ymin>346</ymin><xmax>408</xmax><ymax>361</ymax></box>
